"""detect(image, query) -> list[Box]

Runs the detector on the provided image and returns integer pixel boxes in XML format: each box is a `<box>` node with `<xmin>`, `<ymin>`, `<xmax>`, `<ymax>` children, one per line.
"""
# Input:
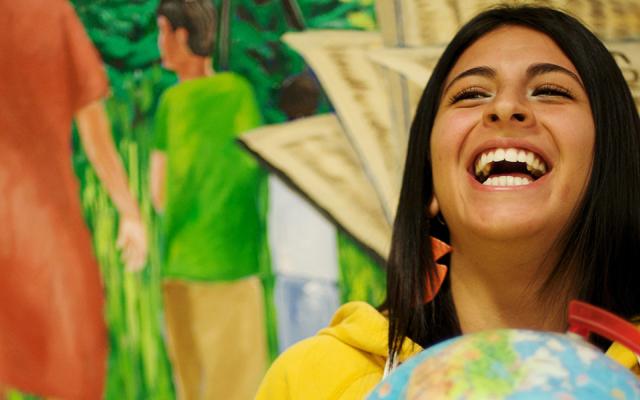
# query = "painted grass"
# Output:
<box><xmin>79</xmin><ymin>66</ymin><xmax>176</xmax><ymax>400</ymax></box>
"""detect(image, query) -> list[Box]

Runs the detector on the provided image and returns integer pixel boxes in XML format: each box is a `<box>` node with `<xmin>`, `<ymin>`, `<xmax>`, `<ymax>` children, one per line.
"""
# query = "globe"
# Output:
<box><xmin>368</xmin><ymin>330</ymin><xmax>640</xmax><ymax>399</ymax></box>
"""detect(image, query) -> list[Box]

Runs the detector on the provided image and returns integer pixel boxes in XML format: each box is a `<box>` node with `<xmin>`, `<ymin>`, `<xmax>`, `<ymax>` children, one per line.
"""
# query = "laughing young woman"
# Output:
<box><xmin>256</xmin><ymin>5</ymin><xmax>640</xmax><ymax>399</ymax></box>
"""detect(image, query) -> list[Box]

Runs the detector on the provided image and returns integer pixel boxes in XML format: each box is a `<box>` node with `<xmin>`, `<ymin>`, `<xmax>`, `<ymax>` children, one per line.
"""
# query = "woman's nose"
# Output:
<box><xmin>483</xmin><ymin>92</ymin><xmax>535</xmax><ymax>127</ymax></box>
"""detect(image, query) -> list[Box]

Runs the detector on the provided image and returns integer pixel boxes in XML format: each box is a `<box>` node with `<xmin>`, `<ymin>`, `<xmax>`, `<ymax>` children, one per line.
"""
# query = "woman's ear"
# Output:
<box><xmin>427</xmin><ymin>195</ymin><xmax>440</xmax><ymax>218</ymax></box>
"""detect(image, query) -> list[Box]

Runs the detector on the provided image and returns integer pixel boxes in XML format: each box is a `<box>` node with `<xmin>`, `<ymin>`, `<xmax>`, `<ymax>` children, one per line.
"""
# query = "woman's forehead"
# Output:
<box><xmin>445</xmin><ymin>25</ymin><xmax>580</xmax><ymax>85</ymax></box>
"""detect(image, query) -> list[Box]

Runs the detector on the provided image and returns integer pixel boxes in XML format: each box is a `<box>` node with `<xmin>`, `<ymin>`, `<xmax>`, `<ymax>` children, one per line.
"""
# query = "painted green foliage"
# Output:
<box><xmin>8</xmin><ymin>1</ymin><xmax>385</xmax><ymax>399</ymax></box>
<box><xmin>338</xmin><ymin>231</ymin><xmax>387</xmax><ymax>306</ymax></box>
<box><xmin>224</xmin><ymin>0</ymin><xmax>376</xmax><ymax>122</ymax></box>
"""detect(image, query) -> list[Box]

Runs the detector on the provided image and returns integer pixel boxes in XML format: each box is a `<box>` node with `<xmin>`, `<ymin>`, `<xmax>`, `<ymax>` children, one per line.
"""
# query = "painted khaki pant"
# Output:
<box><xmin>163</xmin><ymin>276</ymin><xmax>267</xmax><ymax>400</ymax></box>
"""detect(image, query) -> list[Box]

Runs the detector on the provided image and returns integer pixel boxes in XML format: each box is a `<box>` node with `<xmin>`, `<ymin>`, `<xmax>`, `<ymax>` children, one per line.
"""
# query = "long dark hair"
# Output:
<box><xmin>385</xmin><ymin>5</ymin><xmax>640</xmax><ymax>361</ymax></box>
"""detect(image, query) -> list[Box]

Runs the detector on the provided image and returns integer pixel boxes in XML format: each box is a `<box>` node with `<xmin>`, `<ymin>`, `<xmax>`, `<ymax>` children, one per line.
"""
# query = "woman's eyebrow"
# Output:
<box><xmin>443</xmin><ymin>66</ymin><xmax>496</xmax><ymax>93</ymax></box>
<box><xmin>527</xmin><ymin>63</ymin><xmax>584</xmax><ymax>88</ymax></box>
<box><xmin>443</xmin><ymin>63</ymin><xmax>584</xmax><ymax>93</ymax></box>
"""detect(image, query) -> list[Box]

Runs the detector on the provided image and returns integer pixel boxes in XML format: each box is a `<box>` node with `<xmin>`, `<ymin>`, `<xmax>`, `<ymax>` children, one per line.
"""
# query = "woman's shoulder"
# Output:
<box><xmin>256</xmin><ymin>301</ymin><xmax>389</xmax><ymax>399</ymax></box>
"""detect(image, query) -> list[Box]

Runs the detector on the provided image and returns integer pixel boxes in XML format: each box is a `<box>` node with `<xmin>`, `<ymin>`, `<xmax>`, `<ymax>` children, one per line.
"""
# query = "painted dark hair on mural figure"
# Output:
<box><xmin>156</xmin><ymin>0</ymin><xmax>216</xmax><ymax>57</ymax></box>
<box><xmin>384</xmin><ymin>4</ymin><xmax>640</xmax><ymax>365</ymax></box>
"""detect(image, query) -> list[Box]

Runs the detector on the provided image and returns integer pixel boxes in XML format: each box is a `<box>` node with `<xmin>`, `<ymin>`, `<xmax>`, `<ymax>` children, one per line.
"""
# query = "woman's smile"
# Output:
<box><xmin>470</xmin><ymin>142</ymin><xmax>550</xmax><ymax>188</ymax></box>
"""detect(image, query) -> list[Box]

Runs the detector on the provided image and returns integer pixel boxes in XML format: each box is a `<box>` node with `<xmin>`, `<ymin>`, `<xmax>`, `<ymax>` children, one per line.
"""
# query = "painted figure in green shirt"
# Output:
<box><xmin>152</xmin><ymin>71</ymin><xmax>267</xmax><ymax>281</ymax></box>
<box><xmin>150</xmin><ymin>1</ymin><xmax>269</xmax><ymax>399</ymax></box>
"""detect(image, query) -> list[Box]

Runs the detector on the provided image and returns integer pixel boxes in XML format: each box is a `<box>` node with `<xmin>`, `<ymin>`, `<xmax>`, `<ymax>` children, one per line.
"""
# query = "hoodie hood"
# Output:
<box><xmin>317</xmin><ymin>301</ymin><xmax>422</xmax><ymax>363</ymax></box>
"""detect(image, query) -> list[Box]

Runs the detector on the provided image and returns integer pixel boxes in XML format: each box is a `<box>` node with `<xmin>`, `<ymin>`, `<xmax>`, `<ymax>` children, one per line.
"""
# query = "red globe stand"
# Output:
<box><xmin>567</xmin><ymin>300</ymin><xmax>640</xmax><ymax>357</ymax></box>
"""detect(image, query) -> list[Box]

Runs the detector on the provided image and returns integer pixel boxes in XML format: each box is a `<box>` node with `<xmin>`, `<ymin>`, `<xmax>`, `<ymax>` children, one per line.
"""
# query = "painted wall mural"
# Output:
<box><xmin>1</xmin><ymin>0</ymin><xmax>640</xmax><ymax>399</ymax></box>
<box><xmin>1</xmin><ymin>0</ymin><xmax>380</xmax><ymax>399</ymax></box>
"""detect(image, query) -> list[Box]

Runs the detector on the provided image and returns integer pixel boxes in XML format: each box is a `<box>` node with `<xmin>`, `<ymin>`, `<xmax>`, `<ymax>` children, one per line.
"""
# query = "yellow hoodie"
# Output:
<box><xmin>257</xmin><ymin>302</ymin><xmax>640</xmax><ymax>399</ymax></box>
<box><xmin>255</xmin><ymin>301</ymin><xmax>421</xmax><ymax>399</ymax></box>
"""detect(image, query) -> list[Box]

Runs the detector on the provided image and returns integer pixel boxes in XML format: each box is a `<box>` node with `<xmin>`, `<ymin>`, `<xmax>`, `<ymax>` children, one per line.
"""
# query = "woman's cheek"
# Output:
<box><xmin>432</xmin><ymin>109</ymin><xmax>481</xmax><ymax>152</ymax></box>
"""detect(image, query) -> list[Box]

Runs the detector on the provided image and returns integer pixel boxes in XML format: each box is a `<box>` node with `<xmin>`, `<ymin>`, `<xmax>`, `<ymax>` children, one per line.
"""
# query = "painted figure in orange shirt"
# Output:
<box><xmin>0</xmin><ymin>1</ymin><xmax>146</xmax><ymax>398</ymax></box>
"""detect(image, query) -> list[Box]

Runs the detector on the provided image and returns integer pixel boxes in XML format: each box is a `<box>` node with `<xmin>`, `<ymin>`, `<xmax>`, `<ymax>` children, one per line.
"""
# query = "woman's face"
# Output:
<box><xmin>430</xmin><ymin>26</ymin><xmax>595</xmax><ymax>243</ymax></box>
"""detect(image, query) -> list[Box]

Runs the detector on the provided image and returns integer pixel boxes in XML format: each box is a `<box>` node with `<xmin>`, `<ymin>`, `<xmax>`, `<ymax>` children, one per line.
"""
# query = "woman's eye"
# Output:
<box><xmin>531</xmin><ymin>85</ymin><xmax>573</xmax><ymax>99</ymax></box>
<box><xmin>449</xmin><ymin>88</ymin><xmax>490</xmax><ymax>104</ymax></box>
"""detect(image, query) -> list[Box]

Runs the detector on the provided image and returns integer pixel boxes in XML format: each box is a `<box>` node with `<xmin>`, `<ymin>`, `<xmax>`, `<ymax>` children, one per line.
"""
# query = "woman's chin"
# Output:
<box><xmin>460</xmin><ymin>212</ymin><xmax>555</xmax><ymax>243</ymax></box>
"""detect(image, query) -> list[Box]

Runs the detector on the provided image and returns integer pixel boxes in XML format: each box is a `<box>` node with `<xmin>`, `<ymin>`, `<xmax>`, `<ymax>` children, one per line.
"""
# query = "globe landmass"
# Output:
<box><xmin>369</xmin><ymin>330</ymin><xmax>640</xmax><ymax>400</ymax></box>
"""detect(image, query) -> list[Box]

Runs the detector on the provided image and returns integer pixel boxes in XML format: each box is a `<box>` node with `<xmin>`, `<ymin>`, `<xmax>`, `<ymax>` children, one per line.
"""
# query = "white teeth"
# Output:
<box><xmin>482</xmin><ymin>175</ymin><xmax>532</xmax><ymax>186</ymax></box>
<box><xmin>527</xmin><ymin>157</ymin><xmax>545</xmax><ymax>177</ymax></box>
<box><xmin>474</xmin><ymin>147</ymin><xmax>547</xmax><ymax>179</ymax></box>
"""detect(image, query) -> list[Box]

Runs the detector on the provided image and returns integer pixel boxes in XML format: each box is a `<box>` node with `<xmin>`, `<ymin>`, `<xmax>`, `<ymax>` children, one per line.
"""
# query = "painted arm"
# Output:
<box><xmin>150</xmin><ymin>150</ymin><xmax>167</xmax><ymax>213</ymax></box>
<box><xmin>75</xmin><ymin>99</ymin><xmax>148</xmax><ymax>271</ymax></box>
